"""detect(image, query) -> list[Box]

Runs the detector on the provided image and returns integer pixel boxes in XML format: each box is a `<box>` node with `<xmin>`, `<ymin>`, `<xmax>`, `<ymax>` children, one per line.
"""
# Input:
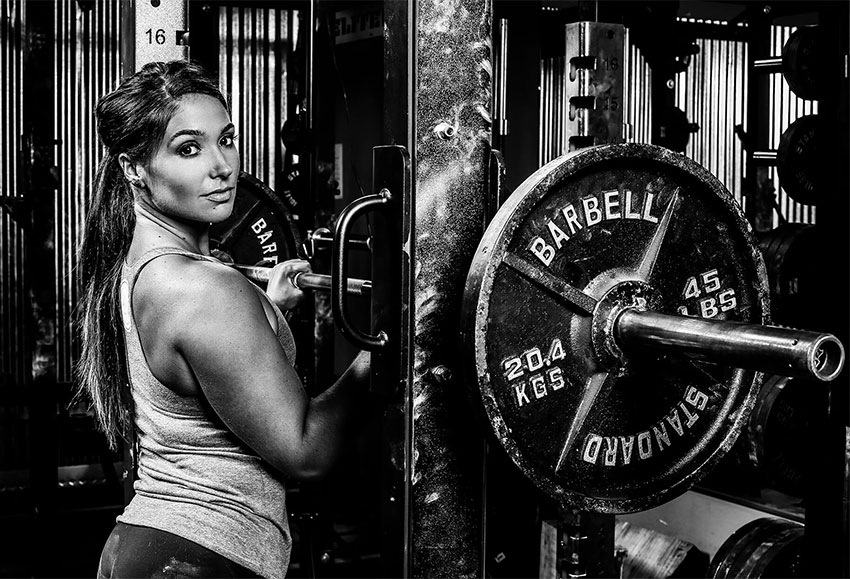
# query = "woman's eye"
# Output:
<box><xmin>220</xmin><ymin>134</ymin><xmax>237</xmax><ymax>147</ymax></box>
<box><xmin>178</xmin><ymin>143</ymin><xmax>200</xmax><ymax>157</ymax></box>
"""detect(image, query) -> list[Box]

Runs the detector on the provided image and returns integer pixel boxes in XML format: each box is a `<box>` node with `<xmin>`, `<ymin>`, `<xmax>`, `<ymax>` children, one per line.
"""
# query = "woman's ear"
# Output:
<box><xmin>118</xmin><ymin>153</ymin><xmax>146</xmax><ymax>189</ymax></box>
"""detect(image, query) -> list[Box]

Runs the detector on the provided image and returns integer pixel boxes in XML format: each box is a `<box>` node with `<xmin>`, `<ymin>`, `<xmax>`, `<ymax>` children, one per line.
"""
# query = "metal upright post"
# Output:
<box><xmin>23</xmin><ymin>1</ymin><xmax>57</xmax><ymax>575</ymax></box>
<box><xmin>804</xmin><ymin>3</ymin><xmax>849</xmax><ymax>577</ymax></box>
<box><xmin>742</xmin><ymin>6</ymin><xmax>775</xmax><ymax>233</ymax></box>
<box><xmin>409</xmin><ymin>1</ymin><xmax>492</xmax><ymax>576</ymax></box>
<box><xmin>382</xmin><ymin>0</ymin><xmax>492</xmax><ymax>576</ymax></box>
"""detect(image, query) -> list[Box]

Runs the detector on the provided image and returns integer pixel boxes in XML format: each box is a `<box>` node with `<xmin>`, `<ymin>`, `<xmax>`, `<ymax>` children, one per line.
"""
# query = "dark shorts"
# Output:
<box><xmin>97</xmin><ymin>522</ymin><xmax>261</xmax><ymax>578</ymax></box>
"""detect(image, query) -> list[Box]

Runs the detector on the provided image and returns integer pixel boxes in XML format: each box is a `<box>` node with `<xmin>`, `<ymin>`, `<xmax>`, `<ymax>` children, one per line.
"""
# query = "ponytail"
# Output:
<box><xmin>73</xmin><ymin>59</ymin><xmax>227</xmax><ymax>450</ymax></box>
<box><xmin>74</xmin><ymin>153</ymin><xmax>135</xmax><ymax>450</ymax></box>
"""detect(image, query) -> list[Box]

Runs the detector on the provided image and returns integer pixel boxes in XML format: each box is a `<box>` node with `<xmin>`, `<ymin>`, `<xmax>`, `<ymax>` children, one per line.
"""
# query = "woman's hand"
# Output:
<box><xmin>266</xmin><ymin>258</ymin><xmax>312</xmax><ymax>311</ymax></box>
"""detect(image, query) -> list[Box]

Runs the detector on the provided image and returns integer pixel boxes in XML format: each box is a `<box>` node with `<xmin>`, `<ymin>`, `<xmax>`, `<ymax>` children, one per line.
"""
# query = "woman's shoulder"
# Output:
<box><xmin>133</xmin><ymin>252</ymin><xmax>260</xmax><ymax>317</ymax></box>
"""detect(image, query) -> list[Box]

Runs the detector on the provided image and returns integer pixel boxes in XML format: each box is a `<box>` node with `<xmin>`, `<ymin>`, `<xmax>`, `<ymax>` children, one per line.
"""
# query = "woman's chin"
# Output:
<box><xmin>207</xmin><ymin>201</ymin><xmax>236</xmax><ymax>224</ymax></box>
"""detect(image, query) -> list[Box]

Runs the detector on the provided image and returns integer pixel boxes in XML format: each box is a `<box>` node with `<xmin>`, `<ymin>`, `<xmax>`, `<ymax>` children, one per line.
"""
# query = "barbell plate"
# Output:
<box><xmin>462</xmin><ymin>143</ymin><xmax>769</xmax><ymax>513</ymax></box>
<box><xmin>782</xmin><ymin>26</ymin><xmax>818</xmax><ymax>101</ymax></box>
<box><xmin>744</xmin><ymin>374</ymin><xmax>807</xmax><ymax>497</ymax></box>
<box><xmin>757</xmin><ymin>223</ymin><xmax>816</xmax><ymax>329</ymax></box>
<box><xmin>776</xmin><ymin>115</ymin><xmax>817</xmax><ymax>206</ymax></box>
<box><xmin>708</xmin><ymin>517</ymin><xmax>804</xmax><ymax>578</ymax></box>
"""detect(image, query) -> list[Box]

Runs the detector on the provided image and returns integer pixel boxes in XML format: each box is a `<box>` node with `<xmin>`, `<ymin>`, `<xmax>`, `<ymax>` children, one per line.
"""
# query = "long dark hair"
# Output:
<box><xmin>75</xmin><ymin>60</ymin><xmax>228</xmax><ymax>450</ymax></box>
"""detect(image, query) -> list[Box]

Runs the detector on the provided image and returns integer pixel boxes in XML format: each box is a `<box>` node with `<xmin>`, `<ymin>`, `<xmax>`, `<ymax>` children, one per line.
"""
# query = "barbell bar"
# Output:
<box><xmin>615</xmin><ymin>309</ymin><xmax>843</xmax><ymax>382</ymax></box>
<box><xmin>228</xmin><ymin>263</ymin><xmax>372</xmax><ymax>297</ymax></box>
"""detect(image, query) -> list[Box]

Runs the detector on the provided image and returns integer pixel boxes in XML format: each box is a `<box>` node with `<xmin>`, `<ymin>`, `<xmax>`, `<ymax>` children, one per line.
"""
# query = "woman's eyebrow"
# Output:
<box><xmin>167</xmin><ymin>123</ymin><xmax>235</xmax><ymax>145</ymax></box>
<box><xmin>167</xmin><ymin>128</ymin><xmax>204</xmax><ymax>145</ymax></box>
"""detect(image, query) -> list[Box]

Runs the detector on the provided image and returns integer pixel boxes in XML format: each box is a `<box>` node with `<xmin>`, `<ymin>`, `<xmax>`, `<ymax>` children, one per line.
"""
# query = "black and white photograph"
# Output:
<box><xmin>0</xmin><ymin>1</ymin><xmax>846</xmax><ymax>577</ymax></box>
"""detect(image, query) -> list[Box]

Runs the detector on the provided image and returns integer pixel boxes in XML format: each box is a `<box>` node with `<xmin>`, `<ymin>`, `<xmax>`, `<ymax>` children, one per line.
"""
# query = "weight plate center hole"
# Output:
<box><xmin>590</xmin><ymin>278</ymin><xmax>661</xmax><ymax>371</ymax></box>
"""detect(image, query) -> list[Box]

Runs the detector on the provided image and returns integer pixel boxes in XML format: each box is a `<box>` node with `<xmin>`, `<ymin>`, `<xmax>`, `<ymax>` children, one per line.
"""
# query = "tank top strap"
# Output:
<box><xmin>123</xmin><ymin>246</ymin><xmax>217</xmax><ymax>289</ymax></box>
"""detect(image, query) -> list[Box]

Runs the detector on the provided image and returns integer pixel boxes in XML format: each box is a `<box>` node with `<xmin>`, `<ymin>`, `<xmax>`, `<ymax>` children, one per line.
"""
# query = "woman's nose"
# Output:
<box><xmin>210</xmin><ymin>147</ymin><xmax>235</xmax><ymax>179</ymax></box>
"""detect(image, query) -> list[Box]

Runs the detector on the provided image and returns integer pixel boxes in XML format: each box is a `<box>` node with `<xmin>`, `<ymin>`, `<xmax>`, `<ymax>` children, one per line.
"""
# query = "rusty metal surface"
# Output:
<box><xmin>410</xmin><ymin>0</ymin><xmax>492</xmax><ymax>576</ymax></box>
<box><xmin>462</xmin><ymin>143</ymin><xmax>770</xmax><ymax>514</ymax></box>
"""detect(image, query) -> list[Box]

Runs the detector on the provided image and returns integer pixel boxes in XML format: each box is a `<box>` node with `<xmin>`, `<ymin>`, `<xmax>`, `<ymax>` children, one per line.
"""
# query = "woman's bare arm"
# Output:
<box><xmin>149</xmin><ymin>258</ymin><xmax>371</xmax><ymax>479</ymax></box>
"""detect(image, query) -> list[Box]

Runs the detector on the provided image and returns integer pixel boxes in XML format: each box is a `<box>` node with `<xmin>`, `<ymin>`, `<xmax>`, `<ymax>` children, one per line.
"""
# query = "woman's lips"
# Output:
<box><xmin>204</xmin><ymin>187</ymin><xmax>234</xmax><ymax>203</ymax></box>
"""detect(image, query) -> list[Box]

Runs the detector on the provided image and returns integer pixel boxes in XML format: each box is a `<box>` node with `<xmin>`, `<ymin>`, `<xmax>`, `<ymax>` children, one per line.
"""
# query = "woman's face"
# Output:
<box><xmin>140</xmin><ymin>93</ymin><xmax>240</xmax><ymax>224</ymax></box>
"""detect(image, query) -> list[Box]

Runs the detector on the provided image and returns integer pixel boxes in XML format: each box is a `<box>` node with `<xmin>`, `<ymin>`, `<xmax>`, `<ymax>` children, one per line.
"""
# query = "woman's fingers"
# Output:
<box><xmin>267</xmin><ymin>259</ymin><xmax>313</xmax><ymax>310</ymax></box>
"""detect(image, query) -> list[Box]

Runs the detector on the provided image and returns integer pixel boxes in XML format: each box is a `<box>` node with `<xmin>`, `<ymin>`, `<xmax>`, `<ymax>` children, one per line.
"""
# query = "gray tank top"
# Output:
<box><xmin>116</xmin><ymin>247</ymin><xmax>295</xmax><ymax>579</ymax></box>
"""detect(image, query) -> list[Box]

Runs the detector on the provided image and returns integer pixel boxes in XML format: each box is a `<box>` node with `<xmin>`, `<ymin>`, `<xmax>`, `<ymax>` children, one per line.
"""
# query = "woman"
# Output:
<box><xmin>76</xmin><ymin>60</ymin><xmax>370</xmax><ymax>579</ymax></box>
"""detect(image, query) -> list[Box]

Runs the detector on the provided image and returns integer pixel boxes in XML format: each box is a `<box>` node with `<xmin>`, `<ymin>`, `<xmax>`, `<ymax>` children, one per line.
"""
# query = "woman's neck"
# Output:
<box><xmin>133</xmin><ymin>200</ymin><xmax>210</xmax><ymax>255</ymax></box>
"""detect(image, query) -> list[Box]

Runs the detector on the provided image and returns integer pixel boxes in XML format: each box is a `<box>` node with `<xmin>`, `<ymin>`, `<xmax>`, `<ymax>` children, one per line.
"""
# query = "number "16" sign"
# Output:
<box><xmin>133</xmin><ymin>0</ymin><xmax>188</xmax><ymax>70</ymax></box>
